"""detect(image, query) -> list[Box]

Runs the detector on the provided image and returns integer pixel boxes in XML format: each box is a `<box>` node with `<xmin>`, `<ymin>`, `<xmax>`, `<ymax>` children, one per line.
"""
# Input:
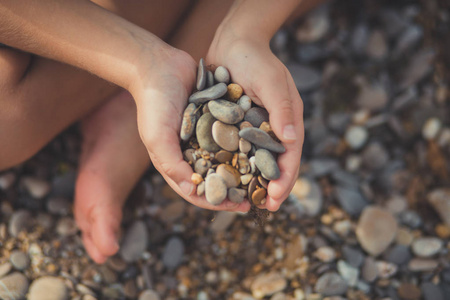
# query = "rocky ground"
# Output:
<box><xmin>1</xmin><ymin>0</ymin><xmax>449</xmax><ymax>299</ymax></box>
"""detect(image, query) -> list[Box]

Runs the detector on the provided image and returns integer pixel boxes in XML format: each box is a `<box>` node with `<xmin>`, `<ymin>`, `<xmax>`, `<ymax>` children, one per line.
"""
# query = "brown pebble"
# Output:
<box><xmin>191</xmin><ymin>173</ymin><xmax>203</xmax><ymax>185</ymax></box>
<box><xmin>252</xmin><ymin>188</ymin><xmax>267</xmax><ymax>205</ymax></box>
<box><xmin>216</xmin><ymin>164</ymin><xmax>241</xmax><ymax>188</ymax></box>
<box><xmin>238</xmin><ymin>153</ymin><xmax>250</xmax><ymax>174</ymax></box>
<box><xmin>240</xmin><ymin>121</ymin><xmax>254</xmax><ymax>130</ymax></box>
<box><xmin>183</xmin><ymin>149</ymin><xmax>196</xmax><ymax>165</ymax></box>
<box><xmin>197</xmin><ymin>181</ymin><xmax>205</xmax><ymax>196</ymax></box>
<box><xmin>202</xmin><ymin>104</ymin><xmax>210</xmax><ymax>114</ymax></box>
<box><xmin>227</xmin><ymin>83</ymin><xmax>243</xmax><ymax>102</ymax></box>
<box><xmin>248</xmin><ymin>177</ymin><xmax>258</xmax><ymax>202</ymax></box>
<box><xmin>215</xmin><ymin>150</ymin><xmax>233</xmax><ymax>164</ymax></box>
<box><xmin>397</xmin><ymin>283</ymin><xmax>421</xmax><ymax>300</ymax></box>
<box><xmin>232</xmin><ymin>153</ymin><xmax>239</xmax><ymax>167</ymax></box>
<box><xmin>258</xmin><ymin>176</ymin><xmax>269</xmax><ymax>189</ymax></box>
<box><xmin>259</xmin><ymin>121</ymin><xmax>279</xmax><ymax>141</ymax></box>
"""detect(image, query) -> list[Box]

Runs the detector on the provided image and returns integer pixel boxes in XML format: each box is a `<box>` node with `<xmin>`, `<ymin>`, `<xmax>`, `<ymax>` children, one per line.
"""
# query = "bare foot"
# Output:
<box><xmin>74</xmin><ymin>90</ymin><xmax>149</xmax><ymax>264</ymax></box>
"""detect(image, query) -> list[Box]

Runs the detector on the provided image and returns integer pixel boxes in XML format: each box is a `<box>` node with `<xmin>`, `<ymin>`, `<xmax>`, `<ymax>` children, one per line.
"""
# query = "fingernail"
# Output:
<box><xmin>180</xmin><ymin>181</ymin><xmax>194</xmax><ymax>196</ymax></box>
<box><xmin>283</xmin><ymin>125</ymin><xmax>296</xmax><ymax>140</ymax></box>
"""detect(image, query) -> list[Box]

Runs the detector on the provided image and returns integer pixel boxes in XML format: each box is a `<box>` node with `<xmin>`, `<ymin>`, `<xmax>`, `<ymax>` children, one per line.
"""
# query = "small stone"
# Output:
<box><xmin>435</xmin><ymin>224</ymin><xmax>450</xmax><ymax>239</ymax></box>
<box><xmin>214</xmin><ymin>66</ymin><xmax>230</xmax><ymax>84</ymax></box>
<box><xmin>384</xmin><ymin>245</ymin><xmax>411</xmax><ymax>265</ymax></box>
<box><xmin>180</xmin><ymin>103</ymin><xmax>198</xmax><ymax>142</ymax></box>
<box><xmin>208</xmin><ymin>100</ymin><xmax>244</xmax><ymax>124</ymax></box>
<box><xmin>399</xmin><ymin>49</ymin><xmax>435</xmax><ymax>90</ymax></box>
<box><xmin>206</xmin><ymin>70</ymin><xmax>214</xmax><ymax>88</ymax></box>
<box><xmin>295</xmin><ymin>6</ymin><xmax>329</xmax><ymax>42</ymax></box>
<box><xmin>0</xmin><ymin>172</ymin><xmax>16</xmax><ymax>190</ymax></box>
<box><xmin>239</xmin><ymin>138</ymin><xmax>252</xmax><ymax>154</ymax></box>
<box><xmin>29</xmin><ymin>276</ymin><xmax>67</xmax><ymax>300</ymax></box>
<box><xmin>189</xmin><ymin>83</ymin><xmax>228</xmax><ymax>105</ymax></box>
<box><xmin>196</xmin><ymin>58</ymin><xmax>206</xmax><ymax>91</ymax></box>
<box><xmin>252</xmin><ymin>188</ymin><xmax>267</xmax><ymax>206</ymax></box>
<box><xmin>421</xmin><ymin>282</ymin><xmax>445</xmax><ymax>300</ymax></box>
<box><xmin>314</xmin><ymin>273</ymin><xmax>348</xmax><ymax>296</ymax></box>
<box><xmin>0</xmin><ymin>262</ymin><xmax>12</xmax><ymax>278</ymax></box>
<box><xmin>183</xmin><ymin>149</ymin><xmax>196</xmax><ymax>165</ymax></box>
<box><xmin>0</xmin><ymin>272</ymin><xmax>29</xmax><ymax>300</ymax></box>
<box><xmin>212</xmin><ymin>121</ymin><xmax>239</xmax><ymax>152</ymax></box>
<box><xmin>240</xmin><ymin>174</ymin><xmax>253</xmax><ymax>186</ymax></box>
<box><xmin>376</xmin><ymin>261</ymin><xmax>398</xmax><ymax>278</ymax></box>
<box><xmin>411</xmin><ymin>237</ymin><xmax>443</xmax><ymax>257</ymax></box>
<box><xmin>9</xmin><ymin>251</ymin><xmax>30</xmax><ymax>271</ymax></box>
<box><xmin>244</xmin><ymin>107</ymin><xmax>269</xmax><ymax>128</ymax></box>
<box><xmin>356</xmin><ymin>206</ymin><xmax>398</xmax><ymax>256</ymax></box>
<box><xmin>239</xmin><ymin>121</ymin><xmax>253</xmax><ymax>130</ymax></box>
<box><xmin>362</xmin><ymin>142</ymin><xmax>389</xmax><ymax>170</ymax></box>
<box><xmin>398</xmin><ymin>283</ymin><xmax>421</xmax><ymax>300</ymax></box>
<box><xmin>334</xmin><ymin>186</ymin><xmax>368</xmax><ymax>217</ymax></box>
<box><xmin>211</xmin><ymin>211</ymin><xmax>237</xmax><ymax>232</ymax></box>
<box><xmin>205</xmin><ymin>174</ymin><xmax>227</xmax><ymax>205</ymax></box>
<box><xmin>197</xmin><ymin>181</ymin><xmax>205</xmax><ymax>196</ymax></box>
<box><xmin>357</xmin><ymin>84</ymin><xmax>388</xmax><ymax>111</ymax></box>
<box><xmin>22</xmin><ymin>177</ymin><xmax>50</xmax><ymax>199</ymax></box>
<box><xmin>46</xmin><ymin>197</ymin><xmax>71</xmax><ymax>216</ymax></box>
<box><xmin>228</xmin><ymin>188</ymin><xmax>247</xmax><ymax>204</ymax></box>
<box><xmin>213</xmin><ymin>150</ymin><xmax>231</xmax><ymax>164</ymax></box>
<box><xmin>240</xmin><ymin>128</ymin><xmax>285</xmax><ymax>153</ymax></box>
<box><xmin>286</xmin><ymin>63</ymin><xmax>322</xmax><ymax>92</ymax></box>
<box><xmin>362</xmin><ymin>257</ymin><xmax>378</xmax><ymax>282</ymax></box>
<box><xmin>191</xmin><ymin>173</ymin><xmax>203</xmax><ymax>185</ymax></box>
<box><xmin>120</xmin><ymin>220</ymin><xmax>148</xmax><ymax>262</ymax></box>
<box><xmin>337</xmin><ymin>260</ymin><xmax>359</xmax><ymax>287</ymax></box>
<box><xmin>248</xmin><ymin>177</ymin><xmax>258</xmax><ymax>203</ymax></box>
<box><xmin>290</xmin><ymin>178</ymin><xmax>323</xmax><ymax>217</ymax></box>
<box><xmin>399</xmin><ymin>210</ymin><xmax>422</xmax><ymax>228</ymax></box>
<box><xmin>422</xmin><ymin>118</ymin><xmax>442</xmax><ymax>140</ymax></box>
<box><xmin>341</xmin><ymin>246</ymin><xmax>365</xmax><ymax>268</ymax></box>
<box><xmin>255</xmin><ymin>149</ymin><xmax>280</xmax><ymax>180</ymax></box>
<box><xmin>408</xmin><ymin>258</ymin><xmax>439</xmax><ymax>272</ymax></box>
<box><xmin>313</xmin><ymin>246</ymin><xmax>336</xmax><ymax>263</ymax></box>
<box><xmin>238</xmin><ymin>95</ymin><xmax>252</xmax><ymax>112</ymax></box>
<box><xmin>160</xmin><ymin>201</ymin><xmax>186</xmax><ymax>223</ymax></box>
<box><xmin>56</xmin><ymin>217</ymin><xmax>78</xmax><ymax>236</ymax></box>
<box><xmin>162</xmin><ymin>237</ymin><xmax>184</xmax><ymax>270</ymax></box>
<box><xmin>366</xmin><ymin>30</ymin><xmax>388</xmax><ymax>59</ymax></box>
<box><xmin>259</xmin><ymin>122</ymin><xmax>278</xmax><ymax>141</ymax></box>
<box><xmin>196</xmin><ymin>113</ymin><xmax>220</xmax><ymax>152</ymax></box>
<box><xmin>216</xmin><ymin>164</ymin><xmax>241</xmax><ymax>188</ymax></box>
<box><xmin>345</xmin><ymin>125</ymin><xmax>368</xmax><ymax>150</ymax></box>
<box><xmin>238</xmin><ymin>153</ymin><xmax>250</xmax><ymax>174</ymax></box>
<box><xmin>139</xmin><ymin>289</ymin><xmax>161</xmax><ymax>300</ymax></box>
<box><xmin>8</xmin><ymin>210</ymin><xmax>32</xmax><ymax>237</ymax></box>
<box><xmin>428</xmin><ymin>188</ymin><xmax>450</xmax><ymax>226</ymax></box>
<box><xmin>194</xmin><ymin>159</ymin><xmax>212</xmax><ymax>176</ymax></box>
<box><xmin>227</xmin><ymin>84</ymin><xmax>243</xmax><ymax>102</ymax></box>
<box><xmin>251</xmin><ymin>272</ymin><xmax>287</xmax><ymax>298</ymax></box>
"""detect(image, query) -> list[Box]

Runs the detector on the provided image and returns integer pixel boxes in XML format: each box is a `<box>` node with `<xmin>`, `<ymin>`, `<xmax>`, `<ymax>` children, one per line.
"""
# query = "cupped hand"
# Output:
<box><xmin>129</xmin><ymin>47</ymin><xmax>250</xmax><ymax>213</ymax></box>
<box><xmin>206</xmin><ymin>34</ymin><xmax>305</xmax><ymax>212</ymax></box>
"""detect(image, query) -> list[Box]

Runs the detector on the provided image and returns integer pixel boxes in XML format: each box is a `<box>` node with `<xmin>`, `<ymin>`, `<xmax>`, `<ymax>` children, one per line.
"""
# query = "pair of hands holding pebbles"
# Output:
<box><xmin>134</xmin><ymin>27</ymin><xmax>304</xmax><ymax>213</ymax></box>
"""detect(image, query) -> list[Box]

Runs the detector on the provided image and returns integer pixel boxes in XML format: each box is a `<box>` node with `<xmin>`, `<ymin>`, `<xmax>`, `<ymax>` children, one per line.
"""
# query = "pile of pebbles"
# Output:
<box><xmin>180</xmin><ymin>59</ymin><xmax>284</xmax><ymax>206</ymax></box>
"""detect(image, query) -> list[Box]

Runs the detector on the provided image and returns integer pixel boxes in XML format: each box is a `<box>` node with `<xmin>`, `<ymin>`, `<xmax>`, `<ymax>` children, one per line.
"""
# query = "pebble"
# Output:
<box><xmin>239</xmin><ymin>138</ymin><xmax>252</xmax><ymax>154</ymax></box>
<box><xmin>194</xmin><ymin>159</ymin><xmax>212</xmax><ymax>177</ymax></box>
<box><xmin>196</xmin><ymin>58</ymin><xmax>206</xmax><ymax>91</ymax></box>
<box><xmin>334</xmin><ymin>186</ymin><xmax>368</xmax><ymax>217</ymax></box>
<box><xmin>0</xmin><ymin>272</ymin><xmax>29</xmax><ymax>300</ymax></box>
<box><xmin>295</xmin><ymin>6</ymin><xmax>329</xmax><ymax>42</ymax></box>
<box><xmin>214</xmin><ymin>66</ymin><xmax>230</xmax><ymax>84</ymax></box>
<box><xmin>0</xmin><ymin>262</ymin><xmax>12</xmax><ymax>278</ymax></box>
<box><xmin>0</xmin><ymin>172</ymin><xmax>16</xmax><ymax>190</ymax></box>
<box><xmin>255</xmin><ymin>149</ymin><xmax>280</xmax><ymax>180</ymax></box>
<box><xmin>211</xmin><ymin>211</ymin><xmax>237</xmax><ymax>232</ymax></box>
<box><xmin>240</xmin><ymin>127</ymin><xmax>285</xmax><ymax>153</ymax></box>
<box><xmin>345</xmin><ymin>125</ymin><xmax>368</xmax><ymax>150</ymax></box>
<box><xmin>411</xmin><ymin>237</ymin><xmax>443</xmax><ymax>257</ymax></box>
<box><xmin>251</xmin><ymin>272</ymin><xmax>287</xmax><ymax>298</ymax></box>
<box><xmin>46</xmin><ymin>197</ymin><xmax>71</xmax><ymax>216</ymax></box>
<box><xmin>120</xmin><ymin>220</ymin><xmax>148</xmax><ymax>262</ymax></box>
<box><xmin>197</xmin><ymin>181</ymin><xmax>205</xmax><ymax>196</ymax></box>
<box><xmin>427</xmin><ymin>188</ymin><xmax>450</xmax><ymax>226</ymax></box>
<box><xmin>399</xmin><ymin>49</ymin><xmax>435</xmax><ymax>90</ymax></box>
<box><xmin>376</xmin><ymin>261</ymin><xmax>397</xmax><ymax>278</ymax></box>
<box><xmin>394</xmin><ymin>24</ymin><xmax>423</xmax><ymax>56</ymax></box>
<box><xmin>9</xmin><ymin>250</ymin><xmax>30</xmax><ymax>270</ymax></box>
<box><xmin>238</xmin><ymin>95</ymin><xmax>252</xmax><ymax>112</ymax></box>
<box><xmin>191</xmin><ymin>173</ymin><xmax>203</xmax><ymax>185</ymax></box>
<box><xmin>422</xmin><ymin>117</ymin><xmax>442</xmax><ymax>140</ymax></box>
<box><xmin>206</xmin><ymin>70</ymin><xmax>214</xmax><ymax>88</ymax></box>
<box><xmin>398</xmin><ymin>283</ymin><xmax>422</xmax><ymax>300</ymax></box>
<box><xmin>357</xmin><ymin>84</ymin><xmax>388</xmax><ymax>111</ymax></box>
<box><xmin>228</xmin><ymin>188</ymin><xmax>247</xmax><ymax>204</ymax></box>
<box><xmin>162</xmin><ymin>237</ymin><xmax>184</xmax><ymax>270</ymax></box>
<box><xmin>212</xmin><ymin>121</ymin><xmax>240</xmax><ymax>152</ymax></box>
<box><xmin>366</xmin><ymin>30</ymin><xmax>388</xmax><ymax>59</ymax></box>
<box><xmin>189</xmin><ymin>83</ymin><xmax>228</xmax><ymax>105</ymax></box>
<box><xmin>362</xmin><ymin>257</ymin><xmax>378</xmax><ymax>282</ymax></box>
<box><xmin>56</xmin><ymin>217</ymin><xmax>78</xmax><ymax>236</ymax></box>
<box><xmin>384</xmin><ymin>245</ymin><xmax>411</xmax><ymax>265</ymax></box>
<box><xmin>252</xmin><ymin>188</ymin><xmax>267</xmax><ymax>206</ymax></box>
<box><xmin>205</xmin><ymin>174</ymin><xmax>227</xmax><ymax>205</ymax></box>
<box><xmin>240</xmin><ymin>174</ymin><xmax>253</xmax><ymax>186</ymax></box>
<box><xmin>8</xmin><ymin>209</ymin><xmax>32</xmax><ymax>237</ymax></box>
<box><xmin>215</xmin><ymin>150</ymin><xmax>233</xmax><ymax>163</ymax></box>
<box><xmin>196</xmin><ymin>113</ymin><xmax>221</xmax><ymax>152</ymax></box>
<box><xmin>337</xmin><ymin>260</ymin><xmax>359</xmax><ymax>287</ymax></box>
<box><xmin>216</xmin><ymin>164</ymin><xmax>241</xmax><ymax>188</ymax></box>
<box><xmin>314</xmin><ymin>272</ymin><xmax>348</xmax><ymax>296</ymax></box>
<box><xmin>244</xmin><ymin>107</ymin><xmax>269</xmax><ymax>128</ymax></box>
<box><xmin>290</xmin><ymin>178</ymin><xmax>323</xmax><ymax>217</ymax></box>
<box><xmin>208</xmin><ymin>100</ymin><xmax>244</xmax><ymax>124</ymax></box>
<box><xmin>180</xmin><ymin>103</ymin><xmax>198</xmax><ymax>142</ymax></box>
<box><xmin>287</xmin><ymin>63</ymin><xmax>322</xmax><ymax>92</ymax></box>
<box><xmin>421</xmin><ymin>282</ymin><xmax>445</xmax><ymax>300</ymax></box>
<box><xmin>313</xmin><ymin>246</ymin><xmax>336</xmax><ymax>262</ymax></box>
<box><xmin>29</xmin><ymin>276</ymin><xmax>68</xmax><ymax>300</ymax></box>
<box><xmin>22</xmin><ymin>177</ymin><xmax>51</xmax><ymax>199</ymax></box>
<box><xmin>238</xmin><ymin>153</ymin><xmax>251</xmax><ymax>174</ymax></box>
<box><xmin>408</xmin><ymin>258</ymin><xmax>439</xmax><ymax>272</ymax></box>
<box><xmin>356</xmin><ymin>206</ymin><xmax>398</xmax><ymax>256</ymax></box>
<box><xmin>341</xmin><ymin>245</ymin><xmax>365</xmax><ymax>268</ymax></box>
<box><xmin>139</xmin><ymin>290</ymin><xmax>161</xmax><ymax>300</ymax></box>
<box><xmin>362</xmin><ymin>142</ymin><xmax>389</xmax><ymax>170</ymax></box>
<box><xmin>227</xmin><ymin>84</ymin><xmax>243</xmax><ymax>102</ymax></box>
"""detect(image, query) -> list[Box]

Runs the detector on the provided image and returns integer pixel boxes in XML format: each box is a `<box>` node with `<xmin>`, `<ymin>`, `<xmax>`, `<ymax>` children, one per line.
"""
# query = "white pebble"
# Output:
<box><xmin>345</xmin><ymin>125</ymin><xmax>368</xmax><ymax>150</ymax></box>
<box><xmin>237</xmin><ymin>95</ymin><xmax>252</xmax><ymax>112</ymax></box>
<box><xmin>422</xmin><ymin>117</ymin><xmax>442</xmax><ymax>140</ymax></box>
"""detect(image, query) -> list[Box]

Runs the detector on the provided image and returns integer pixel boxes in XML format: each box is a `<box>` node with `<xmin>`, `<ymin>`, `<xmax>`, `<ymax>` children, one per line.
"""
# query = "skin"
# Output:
<box><xmin>0</xmin><ymin>0</ymin><xmax>316</xmax><ymax>263</ymax></box>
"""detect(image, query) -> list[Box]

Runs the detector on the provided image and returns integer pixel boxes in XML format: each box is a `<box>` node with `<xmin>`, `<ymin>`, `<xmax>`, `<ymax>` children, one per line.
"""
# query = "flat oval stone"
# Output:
<box><xmin>240</xmin><ymin>174</ymin><xmax>253</xmax><ymax>185</ymax></box>
<box><xmin>29</xmin><ymin>276</ymin><xmax>68</xmax><ymax>300</ymax></box>
<box><xmin>239</xmin><ymin>138</ymin><xmax>252</xmax><ymax>154</ymax></box>
<box><xmin>255</xmin><ymin>149</ymin><xmax>280</xmax><ymax>180</ymax></box>
<box><xmin>237</xmin><ymin>95</ymin><xmax>252</xmax><ymax>112</ymax></box>
<box><xmin>205</xmin><ymin>174</ymin><xmax>227</xmax><ymax>205</ymax></box>
<box><xmin>197</xmin><ymin>181</ymin><xmax>205</xmax><ymax>196</ymax></box>
<box><xmin>248</xmin><ymin>177</ymin><xmax>258</xmax><ymax>202</ymax></box>
<box><xmin>10</xmin><ymin>250</ymin><xmax>30</xmax><ymax>270</ymax></box>
<box><xmin>215</xmin><ymin>150</ymin><xmax>233</xmax><ymax>163</ymax></box>
<box><xmin>0</xmin><ymin>272</ymin><xmax>29</xmax><ymax>300</ymax></box>
<box><xmin>120</xmin><ymin>221</ymin><xmax>148</xmax><ymax>262</ymax></box>
<box><xmin>183</xmin><ymin>149</ymin><xmax>196</xmax><ymax>165</ymax></box>
<box><xmin>206</xmin><ymin>70</ymin><xmax>214</xmax><ymax>88</ymax></box>
<box><xmin>189</xmin><ymin>83</ymin><xmax>227</xmax><ymax>105</ymax></box>
<box><xmin>196</xmin><ymin>113</ymin><xmax>220</xmax><ymax>152</ymax></box>
<box><xmin>239</xmin><ymin>121</ymin><xmax>253</xmax><ymax>130</ymax></box>
<box><xmin>252</xmin><ymin>188</ymin><xmax>267</xmax><ymax>205</ymax></box>
<box><xmin>194</xmin><ymin>159</ymin><xmax>212</xmax><ymax>176</ymax></box>
<box><xmin>244</xmin><ymin>107</ymin><xmax>269</xmax><ymax>127</ymax></box>
<box><xmin>239</xmin><ymin>127</ymin><xmax>285</xmax><ymax>153</ymax></box>
<box><xmin>212</xmin><ymin>121</ymin><xmax>239</xmax><ymax>152</ymax></box>
<box><xmin>196</xmin><ymin>58</ymin><xmax>206</xmax><ymax>91</ymax></box>
<box><xmin>214</xmin><ymin>66</ymin><xmax>230</xmax><ymax>84</ymax></box>
<box><xmin>180</xmin><ymin>103</ymin><xmax>198</xmax><ymax>142</ymax></box>
<box><xmin>208</xmin><ymin>100</ymin><xmax>244</xmax><ymax>124</ymax></box>
<box><xmin>228</xmin><ymin>188</ymin><xmax>247</xmax><ymax>204</ymax></box>
<box><xmin>216</xmin><ymin>164</ymin><xmax>240</xmax><ymax>188</ymax></box>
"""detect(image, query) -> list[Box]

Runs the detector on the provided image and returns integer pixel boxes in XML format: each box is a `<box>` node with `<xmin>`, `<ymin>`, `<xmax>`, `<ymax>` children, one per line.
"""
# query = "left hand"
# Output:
<box><xmin>206</xmin><ymin>30</ymin><xmax>304</xmax><ymax>212</ymax></box>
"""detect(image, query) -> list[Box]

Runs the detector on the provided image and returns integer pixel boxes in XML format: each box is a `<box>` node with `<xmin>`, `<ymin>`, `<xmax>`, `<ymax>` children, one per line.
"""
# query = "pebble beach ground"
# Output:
<box><xmin>1</xmin><ymin>0</ymin><xmax>449</xmax><ymax>299</ymax></box>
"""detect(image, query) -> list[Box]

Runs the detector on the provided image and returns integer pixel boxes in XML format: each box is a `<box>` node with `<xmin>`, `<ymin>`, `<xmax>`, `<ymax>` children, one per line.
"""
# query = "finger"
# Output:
<box><xmin>250</xmin><ymin>63</ymin><xmax>298</xmax><ymax>144</ymax></box>
<box><xmin>90</xmin><ymin>205</ymin><xmax>121</xmax><ymax>257</ymax></box>
<box><xmin>83</xmin><ymin>232</ymin><xmax>108</xmax><ymax>264</ymax></box>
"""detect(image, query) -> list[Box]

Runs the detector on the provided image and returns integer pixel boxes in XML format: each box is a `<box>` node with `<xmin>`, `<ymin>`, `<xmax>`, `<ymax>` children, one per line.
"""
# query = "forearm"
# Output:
<box><xmin>0</xmin><ymin>0</ymin><xmax>169</xmax><ymax>90</ymax></box>
<box><xmin>219</xmin><ymin>0</ymin><xmax>303</xmax><ymax>42</ymax></box>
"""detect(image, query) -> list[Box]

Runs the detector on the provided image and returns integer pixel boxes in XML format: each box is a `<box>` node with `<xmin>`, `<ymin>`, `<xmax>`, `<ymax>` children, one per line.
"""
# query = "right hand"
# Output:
<box><xmin>129</xmin><ymin>46</ymin><xmax>251</xmax><ymax>213</ymax></box>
